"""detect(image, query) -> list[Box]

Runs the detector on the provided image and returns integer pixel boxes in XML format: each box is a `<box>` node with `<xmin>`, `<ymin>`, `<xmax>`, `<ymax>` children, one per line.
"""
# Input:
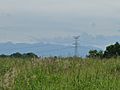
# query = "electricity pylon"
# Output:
<box><xmin>73</xmin><ymin>35</ymin><xmax>80</xmax><ymax>57</ymax></box>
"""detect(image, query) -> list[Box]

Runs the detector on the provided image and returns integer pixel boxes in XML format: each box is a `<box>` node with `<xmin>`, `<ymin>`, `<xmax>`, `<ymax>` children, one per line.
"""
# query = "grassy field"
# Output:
<box><xmin>0</xmin><ymin>57</ymin><xmax>120</xmax><ymax>90</ymax></box>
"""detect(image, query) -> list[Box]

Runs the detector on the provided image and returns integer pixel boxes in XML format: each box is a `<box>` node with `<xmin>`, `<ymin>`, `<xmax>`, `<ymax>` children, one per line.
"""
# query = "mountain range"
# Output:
<box><xmin>0</xmin><ymin>42</ymin><xmax>101</xmax><ymax>57</ymax></box>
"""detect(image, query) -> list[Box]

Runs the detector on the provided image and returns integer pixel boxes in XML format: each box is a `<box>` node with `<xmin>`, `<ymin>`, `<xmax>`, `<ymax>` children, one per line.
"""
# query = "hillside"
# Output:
<box><xmin>0</xmin><ymin>57</ymin><xmax>120</xmax><ymax>90</ymax></box>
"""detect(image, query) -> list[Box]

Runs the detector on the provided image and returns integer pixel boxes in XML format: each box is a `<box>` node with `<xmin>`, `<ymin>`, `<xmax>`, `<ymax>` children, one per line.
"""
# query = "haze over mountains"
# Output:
<box><xmin>0</xmin><ymin>32</ymin><xmax>119</xmax><ymax>57</ymax></box>
<box><xmin>0</xmin><ymin>42</ymin><xmax>101</xmax><ymax>57</ymax></box>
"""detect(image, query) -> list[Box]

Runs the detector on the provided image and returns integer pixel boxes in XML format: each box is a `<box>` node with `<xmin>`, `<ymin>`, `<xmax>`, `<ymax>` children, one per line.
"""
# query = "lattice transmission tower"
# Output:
<box><xmin>73</xmin><ymin>36</ymin><xmax>80</xmax><ymax>57</ymax></box>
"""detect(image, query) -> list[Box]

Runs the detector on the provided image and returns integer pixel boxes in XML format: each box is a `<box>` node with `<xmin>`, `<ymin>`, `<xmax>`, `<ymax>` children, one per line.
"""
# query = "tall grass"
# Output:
<box><xmin>0</xmin><ymin>57</ymin><xmax>120</xmax><ymax>90</ymax></box>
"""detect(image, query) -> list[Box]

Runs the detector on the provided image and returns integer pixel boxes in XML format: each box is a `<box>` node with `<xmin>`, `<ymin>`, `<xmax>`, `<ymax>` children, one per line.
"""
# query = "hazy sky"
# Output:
<box><xmin>0</xmin><ymin>0</ymin><xmax>120</xmax><ymax>43</ymax></box>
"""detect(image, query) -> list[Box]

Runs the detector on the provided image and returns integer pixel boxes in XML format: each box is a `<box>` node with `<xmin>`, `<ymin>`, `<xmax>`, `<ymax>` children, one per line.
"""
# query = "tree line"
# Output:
<box><xmin>87</xmin><ymin>42</ymin><xmax>120</xmax><ymax>59</ymax></box>
<box><xmin>0</xmin><ymin>52</ymin><xmax>38</xmax><ymax>58</ymax></box>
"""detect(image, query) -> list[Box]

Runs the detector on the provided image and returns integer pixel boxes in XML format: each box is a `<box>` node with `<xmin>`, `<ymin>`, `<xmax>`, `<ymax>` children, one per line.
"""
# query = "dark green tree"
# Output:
<box><xmin>10</xmin><ymin>52</ymin><xmax>22</xmax><ymax>58</ymax></box>
<box><xmin>23</xmin><ymin>53</ymin><xmax>38</xmax><ymax>58</ymax></box>
<box><xmin>0</xmin><ymin>54</ymin><xmax>8</xmax><ymax>58</ymax></box>
<box><xmin>87</xmin><ymin>50</ymin><xmax>103</xmax><ymax>59</ymax></box>
<box><xmin>104</xmin><ymin>42</ymin><xmax>120</xmax><ymax>58</ymax></box>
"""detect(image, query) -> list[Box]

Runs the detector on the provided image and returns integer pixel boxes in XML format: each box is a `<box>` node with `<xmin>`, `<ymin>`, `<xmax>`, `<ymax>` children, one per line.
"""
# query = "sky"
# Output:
<box><xmin>0</xmin><ymin>0</ymin><xmax>120</xmax><ymax>46</ymax></box>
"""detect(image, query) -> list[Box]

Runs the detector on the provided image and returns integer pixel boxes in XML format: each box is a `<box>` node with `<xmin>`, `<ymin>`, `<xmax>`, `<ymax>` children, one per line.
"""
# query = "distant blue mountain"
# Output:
<box><xmin>0</xmin><ymin>42</ymin><xmax>101</xmax><ymax>57</ymax></box>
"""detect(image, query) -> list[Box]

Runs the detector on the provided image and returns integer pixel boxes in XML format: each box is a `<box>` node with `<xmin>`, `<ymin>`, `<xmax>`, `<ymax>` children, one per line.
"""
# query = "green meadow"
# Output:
<box><xmin>0</xmin><ymin>57</ymin><xmax>120</xmax><ymax>90</ymax></box>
